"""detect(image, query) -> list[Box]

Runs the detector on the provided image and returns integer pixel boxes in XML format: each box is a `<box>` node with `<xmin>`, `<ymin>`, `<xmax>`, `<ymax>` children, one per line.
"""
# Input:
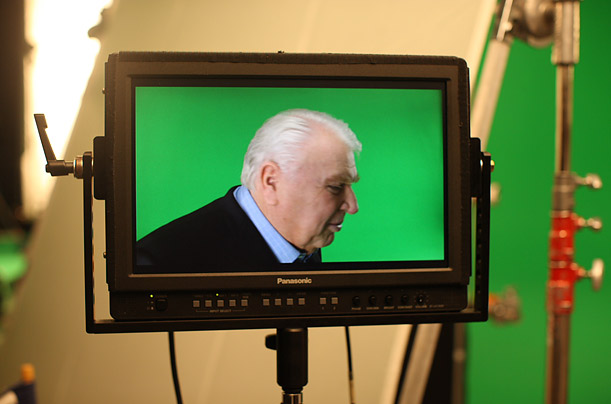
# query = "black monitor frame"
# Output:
<box><xmin>88</xmin><ymin>52</ymin><xmax>489</xmax><ymax>333</ymax></box>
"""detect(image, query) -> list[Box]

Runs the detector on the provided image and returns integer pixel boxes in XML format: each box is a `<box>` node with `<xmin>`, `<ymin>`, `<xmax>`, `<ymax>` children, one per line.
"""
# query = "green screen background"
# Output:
<box><xmin>135</xmin><ymin>86</ymin><xmax>444</xmax><ymax>262</ymax></box>
<box><xmin>468</xmin><ymin>1</ymin><xmax>611</xmax><ymax>402</ymax></box>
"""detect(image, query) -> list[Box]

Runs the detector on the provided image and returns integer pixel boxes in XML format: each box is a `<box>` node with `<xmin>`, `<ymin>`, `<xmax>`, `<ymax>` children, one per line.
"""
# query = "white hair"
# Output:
<box><xmin>241</xmin><ymin>109</ymin><xmax>361</xmax><ymax>190</ymax></box>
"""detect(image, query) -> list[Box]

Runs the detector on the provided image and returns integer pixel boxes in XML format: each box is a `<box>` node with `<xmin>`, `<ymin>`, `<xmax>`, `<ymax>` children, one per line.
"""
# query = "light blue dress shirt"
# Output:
<box><xmin>234</xmin><ymin>185</ymin><xmax>302</xmax><ymax>264</ymax></box>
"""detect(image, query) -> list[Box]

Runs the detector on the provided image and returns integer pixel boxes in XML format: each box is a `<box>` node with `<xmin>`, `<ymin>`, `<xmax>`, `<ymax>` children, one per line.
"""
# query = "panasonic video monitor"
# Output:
<box><xmin>99</xmin><ymin>52</ymin><xmax>488</xmax><ymax>331</ymax></box>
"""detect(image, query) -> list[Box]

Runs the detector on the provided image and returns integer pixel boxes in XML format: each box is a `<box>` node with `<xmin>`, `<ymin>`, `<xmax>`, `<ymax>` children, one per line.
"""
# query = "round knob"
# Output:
<box><xmin>577</xmin><ymin>216</ymin><xmax>603</xmax><ymax>232</ymax></box>
<box><xmin>586</xmin><ymin>217</ymin><xmax>603</xmax><ymax>231</ymax></box>
<box><xmin>587</xmin><ymin>259</ymin><xmax>604</xmax><ymax>292</ymax></box>
<box><xmin>587</xmin><ymin>174</ymin><xmax>603</xmax><ymax>189</ymax></box>
<box><xmin>576</xmin><ymin>173</ymin><xmax>603</xmax><ymax>190</ymax></box>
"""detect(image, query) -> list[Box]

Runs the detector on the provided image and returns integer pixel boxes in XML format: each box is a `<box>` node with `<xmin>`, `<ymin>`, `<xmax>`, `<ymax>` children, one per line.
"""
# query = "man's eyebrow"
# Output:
<box><xmin>328</xmin><ymin>172</ymin><xmax>360</xmax><ymax>184</ymax></box>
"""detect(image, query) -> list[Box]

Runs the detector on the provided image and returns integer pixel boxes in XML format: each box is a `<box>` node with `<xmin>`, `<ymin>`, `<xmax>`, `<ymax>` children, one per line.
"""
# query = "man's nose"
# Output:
<box><xmin>342</xmin><ymin>186</ymin><xmax>359</xmax><ymax>215</ymax></box>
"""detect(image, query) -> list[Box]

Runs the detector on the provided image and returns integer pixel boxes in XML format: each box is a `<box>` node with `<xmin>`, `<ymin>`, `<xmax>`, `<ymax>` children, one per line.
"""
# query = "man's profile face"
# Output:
<box><xmin>273</xmin><ymin>128</ymin><xmax>359</xmax><ymax>254</ymax></box>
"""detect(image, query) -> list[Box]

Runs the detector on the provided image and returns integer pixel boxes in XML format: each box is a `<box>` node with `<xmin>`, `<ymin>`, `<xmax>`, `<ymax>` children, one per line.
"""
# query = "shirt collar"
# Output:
<box><xmin>233</xmin><ymin>185</ymin><xmax>301</xmax><ymax>263</ymax></box>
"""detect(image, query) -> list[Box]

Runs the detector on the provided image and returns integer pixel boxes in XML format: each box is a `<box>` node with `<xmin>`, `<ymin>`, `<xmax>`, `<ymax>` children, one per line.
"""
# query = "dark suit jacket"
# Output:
<box><xmin>136</xmin><ymin>187</ymin><xmax>320</xmax><ymax>272</ymax></box>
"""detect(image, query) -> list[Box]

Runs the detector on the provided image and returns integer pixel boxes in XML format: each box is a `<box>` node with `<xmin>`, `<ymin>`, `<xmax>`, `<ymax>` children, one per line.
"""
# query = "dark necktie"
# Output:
<box><xmin>294</xmin><ymin>251</ymin><xmax>322</xmax><ymax>263</ymax></box>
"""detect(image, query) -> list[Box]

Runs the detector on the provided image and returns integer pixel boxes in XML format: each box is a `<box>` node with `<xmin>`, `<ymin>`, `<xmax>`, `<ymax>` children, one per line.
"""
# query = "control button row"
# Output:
<box><xmin>319</xmin><ymin>297</ymin><xmax>339</xmax><ymax>305</ymax></box>
<box><xmin>193</xmin><ymin>299</ymin><xmax>248</xmax><ymax>309</ymax></box>
<box><xmin>352</xmin><ymin>294</ymin><xmax>413</xmax><ymax>308</ymax></box>
<box><xmin>262</xmin><ymin>297</ymin><xmax>306</xmax><ymax>307</ymax></box>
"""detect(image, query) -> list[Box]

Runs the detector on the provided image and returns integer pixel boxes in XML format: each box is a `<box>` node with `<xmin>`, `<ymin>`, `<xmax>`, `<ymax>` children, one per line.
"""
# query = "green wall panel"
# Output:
<box><xmin>468</xmin><ymin>1</ymin><xmax>611</xmax><ymax>403</ymax></box>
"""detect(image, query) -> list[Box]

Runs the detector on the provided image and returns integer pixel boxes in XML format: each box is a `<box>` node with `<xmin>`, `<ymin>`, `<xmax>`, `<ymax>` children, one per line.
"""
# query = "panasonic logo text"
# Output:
<box><xmin>277</xmin><ymin>277</ymin><xmax>313</xmax><ymax>285</ymax></box>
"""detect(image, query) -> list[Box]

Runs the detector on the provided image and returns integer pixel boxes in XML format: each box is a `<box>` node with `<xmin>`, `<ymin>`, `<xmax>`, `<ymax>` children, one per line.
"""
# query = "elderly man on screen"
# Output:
<box><xmin>136</xmin><ymin>109</ymin><xmax>361</xmax><ymax>269</ymax></box>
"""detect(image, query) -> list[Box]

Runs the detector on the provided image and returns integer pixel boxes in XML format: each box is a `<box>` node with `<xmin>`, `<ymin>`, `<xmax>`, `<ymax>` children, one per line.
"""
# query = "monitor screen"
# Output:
<box><xmin>100</xmin><ymin>52</ymin><xmax>479</xmax><ymax>328</ymax></box>
<box><xmin>134</xmin><ymin>82</ymin><xmax>445</xmax><ymax>269</ymax></box>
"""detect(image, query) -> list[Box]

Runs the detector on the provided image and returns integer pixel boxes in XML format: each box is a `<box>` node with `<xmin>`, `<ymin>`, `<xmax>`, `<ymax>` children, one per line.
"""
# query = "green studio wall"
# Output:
<box><xmin>468</xmin><ymin>1</ymin><xmax>611</xmax><ymax>403</ymax></box>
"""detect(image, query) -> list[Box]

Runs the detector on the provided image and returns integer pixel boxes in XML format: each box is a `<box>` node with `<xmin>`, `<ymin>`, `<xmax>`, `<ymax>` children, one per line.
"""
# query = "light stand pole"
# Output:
<box><xmin>473</xmin><ymin>1</ymin><xmax>604</xmax><ymax>402</ymax></box>
<box><xmin>545</xmin><ymin>1</ymin><xmax>604</xmax><ymax>403</ymax></box>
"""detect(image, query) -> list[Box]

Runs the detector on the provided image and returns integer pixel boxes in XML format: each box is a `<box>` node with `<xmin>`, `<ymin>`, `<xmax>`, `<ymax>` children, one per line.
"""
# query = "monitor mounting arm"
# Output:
<box><xmin>34</xmin><ymin>114</ymin><xmax>87</xmax><ymax>178</ymax></box>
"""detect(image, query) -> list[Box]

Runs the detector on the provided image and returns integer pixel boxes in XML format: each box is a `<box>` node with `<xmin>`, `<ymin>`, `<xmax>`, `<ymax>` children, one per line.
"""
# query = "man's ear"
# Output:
<box><xmin>259</xmin><ymin>161</ymin><xmax>281</xmax><ymax>205</ymax></box>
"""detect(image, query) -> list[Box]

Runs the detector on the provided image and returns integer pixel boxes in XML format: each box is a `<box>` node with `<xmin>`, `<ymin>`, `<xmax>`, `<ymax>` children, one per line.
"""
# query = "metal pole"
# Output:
<box><xmin>546</xmin><ymin>314</ymin><xmax>571</xmax><ymax>404</ymax></box>
<box><xmin>546</xmin><ymin>2</ymin><xmax>580</xmax><ymax>403</ymax></box>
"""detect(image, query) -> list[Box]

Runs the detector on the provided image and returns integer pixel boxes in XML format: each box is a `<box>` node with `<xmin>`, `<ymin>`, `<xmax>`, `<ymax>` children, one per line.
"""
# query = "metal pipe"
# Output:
<box><xmin>546</xmin><ymin>314</ymin><xmax>571</xmax><ymax>404</ymax></box>
<box><xmin>471</xmin><ymin>39</ymin><xmax>512</xmax><ymax>149</ymax></box>
<box><xmin>546</xmin><ymin>2</ymin><xmax>580</xmax><ymax>403</ymax></box>
<box><xmin>555</xmin><ymin>65</ymin><xmax>574</xmax><ymax>173</ymax></box>
<box><xmin>551</xmin><ymin>0</ymin><xmax>579</xmax><ymax>173</ymax></box>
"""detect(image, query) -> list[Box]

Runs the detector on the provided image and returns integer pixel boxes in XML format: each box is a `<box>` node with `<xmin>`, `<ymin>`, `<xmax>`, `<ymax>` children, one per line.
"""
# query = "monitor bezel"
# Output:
<box><xmin>103</xmin><ymin>52</ymin><xmax>471</xmax><ymax>294</ymax></box>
